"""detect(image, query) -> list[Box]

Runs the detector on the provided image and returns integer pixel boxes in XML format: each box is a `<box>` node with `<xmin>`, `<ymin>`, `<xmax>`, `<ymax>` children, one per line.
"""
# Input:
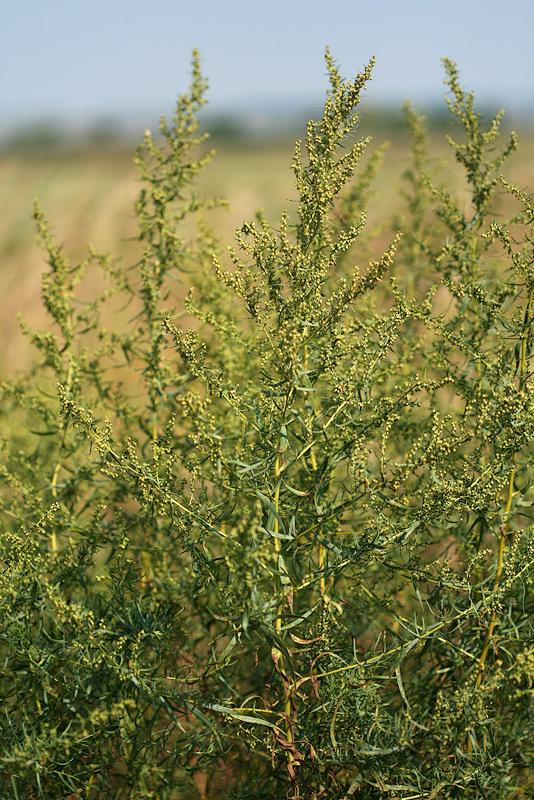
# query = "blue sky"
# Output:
<box><xmin>2</xmin><ymin>0</ymin><xmax>533</xmax><ymax>129</ymax></box>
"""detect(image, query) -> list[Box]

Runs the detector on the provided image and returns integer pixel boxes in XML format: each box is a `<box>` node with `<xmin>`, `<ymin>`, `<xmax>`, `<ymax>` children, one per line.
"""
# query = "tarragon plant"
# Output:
<box><xmin>1</xmin><ymin>50</ymin><xmax>533</xmax><ymax>800</ymax></box>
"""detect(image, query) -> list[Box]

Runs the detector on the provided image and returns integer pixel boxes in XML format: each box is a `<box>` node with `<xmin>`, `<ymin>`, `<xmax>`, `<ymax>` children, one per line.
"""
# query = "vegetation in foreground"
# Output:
<box><xmin>1</xmin><ymin>50</ymin><xmax>534</xmax><ymax>799</ymax></box>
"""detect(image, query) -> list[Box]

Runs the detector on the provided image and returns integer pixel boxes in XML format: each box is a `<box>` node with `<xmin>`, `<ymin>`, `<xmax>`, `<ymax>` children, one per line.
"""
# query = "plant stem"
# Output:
<box><xmin>475</xmin><ymin>454</ymin><xmax>516</xmax><ymax>686</ymax></box>
<box><xmin>50</xmin><ymin>353</ymin><xmax>74</xmax><ymax>552</ymax></box>
<box><xmin>272</xmin><ymin>449</ymin><xmax>296</xmax><ymax>769</ymax></box>
<box><xmin>476</xmin><ymin>281</ymin><xmax>534</xmax><ymax>685</ymax></box>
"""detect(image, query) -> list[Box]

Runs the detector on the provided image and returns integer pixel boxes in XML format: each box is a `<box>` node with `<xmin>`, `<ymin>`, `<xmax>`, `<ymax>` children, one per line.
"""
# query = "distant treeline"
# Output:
<box><xmin>2</xmin><ymin>103</ymin><xmax>532</xmax><ymax>155</ymax></box>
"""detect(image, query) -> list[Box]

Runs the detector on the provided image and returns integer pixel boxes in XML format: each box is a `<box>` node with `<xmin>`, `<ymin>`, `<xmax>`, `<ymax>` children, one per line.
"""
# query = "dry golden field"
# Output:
<box><xmin>1</xmin><ymin>125</ymin><xmax>533</xmax><ymax>374</ymax></box>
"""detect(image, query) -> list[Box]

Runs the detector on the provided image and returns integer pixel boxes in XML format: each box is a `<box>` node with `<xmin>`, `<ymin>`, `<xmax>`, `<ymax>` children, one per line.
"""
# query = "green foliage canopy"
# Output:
<box><xmin>1</xmin><ymin>50</ymin><xmax>534</xmax><ymax>799</ymax></box>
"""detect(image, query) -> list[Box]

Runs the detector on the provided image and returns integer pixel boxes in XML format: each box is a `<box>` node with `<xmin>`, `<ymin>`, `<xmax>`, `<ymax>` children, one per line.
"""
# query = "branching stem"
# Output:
<box><xmin>476</xmin><ymin>281</ymin><xmax>534</xmax><ymax>685</ymax></box>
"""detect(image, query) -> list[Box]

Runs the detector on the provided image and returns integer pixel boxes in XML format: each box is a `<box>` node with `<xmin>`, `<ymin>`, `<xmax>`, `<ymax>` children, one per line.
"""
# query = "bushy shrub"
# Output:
<box><xmin>1</xmin><ymin>50</ymin><xmax>534</xmax><ymax>800</ymax></box>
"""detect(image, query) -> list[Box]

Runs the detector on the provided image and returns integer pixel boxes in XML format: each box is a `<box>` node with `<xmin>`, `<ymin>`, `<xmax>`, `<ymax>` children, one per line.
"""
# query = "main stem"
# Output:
<box><xmin>304</xmin><ymin>340</ymin><xmax>327</xmax><ymax>601</ymax></box>
<box><xmin>273</xmin><ymin>452</ymin><xmax>295</xmax><ymax>767</ymax></box>
<box><xmin>50</xmin><ymin>353</ymin><xmax>74</xmax><ymax>552</ymax></box>
<box><xmin>476</xmin><ymin>281</ymin><xmax>534</xmax><ymax>686</ymax></box>
<box><xmin>475</xmin><ymin>454</ymin><xmax>516</xmax><ymax>686</ymax></box>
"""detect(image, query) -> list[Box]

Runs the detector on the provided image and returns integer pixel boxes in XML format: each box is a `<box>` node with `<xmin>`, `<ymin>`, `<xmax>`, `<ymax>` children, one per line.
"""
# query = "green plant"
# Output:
<box><xmin>1</xmin><ymin>49</ymin><xmax>534</xmax><ymax>800</ymax></box>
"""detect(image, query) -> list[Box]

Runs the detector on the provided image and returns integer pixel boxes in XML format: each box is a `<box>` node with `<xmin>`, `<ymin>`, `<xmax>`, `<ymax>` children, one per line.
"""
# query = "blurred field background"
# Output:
<box><xmin>3</xmin><ymin>0</ymin><xmax>533</xmax><ymax>373</ymax></box>
<box><xmin>1</xmin><ymin>110</ymin><xmax>533</xmax><ymax>374</ymax></box>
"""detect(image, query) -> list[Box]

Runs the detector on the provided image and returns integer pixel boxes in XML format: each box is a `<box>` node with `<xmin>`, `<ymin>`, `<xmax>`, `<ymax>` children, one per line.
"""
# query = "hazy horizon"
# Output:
<box><xmin>3</xmin><ymin>0</ymin><xmax>533</xmax><ymax>138</ymax></box>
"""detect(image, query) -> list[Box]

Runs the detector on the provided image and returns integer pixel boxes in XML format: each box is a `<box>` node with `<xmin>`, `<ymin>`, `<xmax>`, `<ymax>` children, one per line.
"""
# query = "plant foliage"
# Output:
<box><xmin>1</xmin><ymin>50</ymin><xmax>534</xmax><ymax>799</ymax></box>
